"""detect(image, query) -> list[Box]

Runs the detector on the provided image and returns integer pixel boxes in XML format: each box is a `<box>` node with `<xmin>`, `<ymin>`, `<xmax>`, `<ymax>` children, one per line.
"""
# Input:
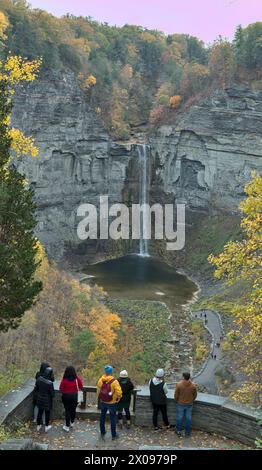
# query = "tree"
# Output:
<box><xmin>208</xmin><ymin>172</ymin><xmax>262</xmax><ymax>406</ymax></box>
<box><xmin>0</xmin><ymin>81</ymin><xmax>42</xmax><ymax>331</ymax></box>
<box><xmin>169</xmin><ymin>95</ymin><xmax>182</xmax><ymax>109</ymax></box>
<box><xmin>208</xmin><ymin>38</ymin><xmax>233</xmax><ymax>88</ymax></box>
<box><xmin>71</xmin><ymin>330</ymin><xmax>96</xmax><ymax>364</ymax></box>
<box><xmin>0</xmin><ymin>52</ymin><xmax>42</xmax><ymax>331</ymax></box>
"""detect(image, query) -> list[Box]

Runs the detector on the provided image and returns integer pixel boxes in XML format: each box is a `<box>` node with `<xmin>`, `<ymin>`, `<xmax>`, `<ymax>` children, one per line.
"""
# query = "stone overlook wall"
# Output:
<box><xmin>0</xmin><ymin>380</ymin><xmax>260</xmax><ymax>446</ymax></box>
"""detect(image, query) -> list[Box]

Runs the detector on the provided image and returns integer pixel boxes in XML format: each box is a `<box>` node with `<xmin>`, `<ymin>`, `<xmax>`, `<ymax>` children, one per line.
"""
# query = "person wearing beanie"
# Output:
<box><xmin>149</xmin><ymin>368</ymin><xmax>170</xmax><ymax>430</ymax></box>
<box><xmin>97</xmin><ymin>365</ymin><xmax>122</xmax><ymax>440</ymax></box>
<box><xmin>117</xmin><ymin>370</ymin><xmax>134</xmax><ymax>429</ymax></box>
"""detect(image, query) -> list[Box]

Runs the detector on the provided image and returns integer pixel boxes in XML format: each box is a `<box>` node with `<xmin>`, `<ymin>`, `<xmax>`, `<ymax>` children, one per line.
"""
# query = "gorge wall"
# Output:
<box><xmin>12</xmin><ymin>73</ymin><xmax>262</xmax><ymax>260</ymax></box>
<box><xmin>150</xmin><ymin>86</ymin><xmax>262</xmax><ymax>214</ymax></box>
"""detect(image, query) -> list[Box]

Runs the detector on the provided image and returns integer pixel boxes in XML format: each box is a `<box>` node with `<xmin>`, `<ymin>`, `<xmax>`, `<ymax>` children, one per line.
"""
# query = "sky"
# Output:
<box><xmin>28</xmin><ymin>0</ymin><xmax>262</xmax><ymax>43</ymax></box>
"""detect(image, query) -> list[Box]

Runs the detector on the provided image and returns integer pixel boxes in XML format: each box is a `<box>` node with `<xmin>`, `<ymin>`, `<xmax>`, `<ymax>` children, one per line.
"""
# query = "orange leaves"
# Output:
<box><xmin>149</xmin><ymin>105</ymin><xmax>166</xmax><ymax>127</ymax></box>
<box><xmin>169</xmin><ymin>95</ymin><xmax>182</xmax><ymax>108</ymax></box>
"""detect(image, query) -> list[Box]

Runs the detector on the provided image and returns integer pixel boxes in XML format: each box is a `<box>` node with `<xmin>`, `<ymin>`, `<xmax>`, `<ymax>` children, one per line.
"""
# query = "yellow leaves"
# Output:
<box><xmin>0</xmin><ymin>56</ymin><xmax>42</xmax><ymax>86</ymax></box>
<box><xmin>8</xmin><ymin>128</ymin><xmax>39</xmax><ymax>158</ymax></box>
<box><xmin>0</xmin><ymin>11</ymin><xmax>9</xmax><ymax>40</ymax></box>
<box><xmin>140</xmin><ymin>31</ymin><xmax>157</xmax><ymax>43</ymax></box>
<box><xmin>0</xmin><ymin>55</ymin><xmax>41</xmax><ymax>160</ymax></box>
<box><xmin>208</xmin><ymin>171</ymin><xmax>262</xmax><ymax>406</ymax></box>
<box><xmin>88</xmin><ymin>306</ymin><xmax>121</xmax><ymax>355</ymax></box>
<box><xmin>84</xmin><ymin>74</ymin><xmax>96</xmax><ymax>89</ymax></box>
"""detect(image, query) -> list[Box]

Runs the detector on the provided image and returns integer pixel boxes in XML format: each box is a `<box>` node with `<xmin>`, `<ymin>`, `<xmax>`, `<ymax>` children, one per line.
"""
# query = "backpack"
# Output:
<box><xmin>99</xmin><ymin>378</ymin><xmax>115</xmax><ymax>402</ymax></box>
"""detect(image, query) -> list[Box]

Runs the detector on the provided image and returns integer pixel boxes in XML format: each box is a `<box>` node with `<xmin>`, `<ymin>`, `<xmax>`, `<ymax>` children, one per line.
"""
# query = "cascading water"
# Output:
<box><xmin>137</xmin><ymin>144</ymin><xmax>151</xmax><ymax>257</ymax></box>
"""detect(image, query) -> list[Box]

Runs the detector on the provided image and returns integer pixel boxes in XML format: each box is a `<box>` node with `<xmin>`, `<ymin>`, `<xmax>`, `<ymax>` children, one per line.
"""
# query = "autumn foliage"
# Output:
<box><xmin>208</xmin><ymin>172</ymin><xmax>262</xmax><ymax>406</ymax></box>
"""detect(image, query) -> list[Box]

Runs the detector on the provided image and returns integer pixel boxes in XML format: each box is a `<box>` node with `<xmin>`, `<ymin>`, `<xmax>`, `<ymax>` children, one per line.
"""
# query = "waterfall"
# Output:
<box><xmin>137</xmin><ymin>144</ymin><xmax>150</xmax><ymax>257</ymax></box>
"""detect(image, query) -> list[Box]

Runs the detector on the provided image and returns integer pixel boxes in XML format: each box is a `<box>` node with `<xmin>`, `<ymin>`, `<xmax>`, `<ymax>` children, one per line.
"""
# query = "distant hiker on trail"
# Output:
<box><xmin>33</xmin><ymin>362</ymin><xmax>55</xmax><ymax>423</ymax></box>
<box><xmin>117</xmin><ymin>370</ymin><xmax>134</xmax><ymax>429</ymax></box>
<box><xmin>59</xmin><ymin>366</ymin><xmax>84</xmax><ymax>433</ymax></box>
<box><xmin>149</xmin><ymin>368</ymin><xmax>170</xmax><ymax>431</ymax></box>
<box><xmin>97</xmin><ymin>365</ymin><xmax>122</xmax><ymax>440</ymax></box>
<box><xmin>174</xmin><ymin>372</ymin><xmax>197</xmax><ymax>438</ymax></box>
<box><xmin>35</xmin><ymin>367</ymin><xmax>55</xmax><ymax>433</ymax></box>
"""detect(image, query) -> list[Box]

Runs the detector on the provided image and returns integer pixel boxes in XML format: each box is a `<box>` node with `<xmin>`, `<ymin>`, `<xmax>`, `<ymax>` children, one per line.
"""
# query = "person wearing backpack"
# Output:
<box><xmin>97</xmin><ymin>365</ymin><xmax>122</xmax><ymax>440</ymax></box>
<box><xmin>59</xmin><ymin>366</ymin><xmax>84</xmax><ymax>432</ymax></box>
<box><xmin>117</xmin><ymin>370</ymin><xmax>134</xmax><ymax>429</ymax></box>
<box><xmin>149</xmin><ymin>368</ymin><xmax>170</xmax><ymax>430</ymax></box>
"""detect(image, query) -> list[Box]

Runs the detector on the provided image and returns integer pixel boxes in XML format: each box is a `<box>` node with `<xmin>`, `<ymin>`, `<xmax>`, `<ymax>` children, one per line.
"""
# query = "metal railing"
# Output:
<box><xmin>80</xmin><ymin>386</ymin><xmax>141</xmax><ymax>414</ymax></box>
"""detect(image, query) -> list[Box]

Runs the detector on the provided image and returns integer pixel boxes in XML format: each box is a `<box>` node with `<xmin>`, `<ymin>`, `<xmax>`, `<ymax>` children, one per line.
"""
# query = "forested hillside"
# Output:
<box><xmin>0</xmin><ymin>0</ymin><xmax>261</xmax><ymax>139</ymax></box>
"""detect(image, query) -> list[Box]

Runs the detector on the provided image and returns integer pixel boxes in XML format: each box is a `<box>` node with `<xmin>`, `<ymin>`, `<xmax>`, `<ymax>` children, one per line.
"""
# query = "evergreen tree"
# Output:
<box><xmin>0</xmin><ymin>80</ymin><xmax>42</xmax><ymax>331</ymax></box>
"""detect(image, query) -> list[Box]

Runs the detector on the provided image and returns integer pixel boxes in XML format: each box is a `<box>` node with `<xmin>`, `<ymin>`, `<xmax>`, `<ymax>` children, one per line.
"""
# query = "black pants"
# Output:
<box><xmin>118</xmin><ymin>407</ymin><xmax>131</xmax><ymax>421</ymax></box>
<box><xmin>62</xmin><ymin>393</ymin><xmax>78</xmax><ymax>427</ymax></box>
<box><xmin>37</xmin><ymin>408</ymin><xmax>50</xmax><ymax>426</ymax></box>
<box><xmin>152</xmin><ymin>403</ymin><xmax>169</xmax><ymax>428</ymax></box>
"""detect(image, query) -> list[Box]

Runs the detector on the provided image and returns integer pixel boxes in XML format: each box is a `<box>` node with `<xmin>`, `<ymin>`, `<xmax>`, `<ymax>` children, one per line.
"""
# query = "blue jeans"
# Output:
<box><xmin>100</xmin><ymin>402</ymin><xmax>117</xmax><ymax>437</ymax></box>
<box><xmin>176</xmin><ymin>403</ymin><xmax>193</xmax><ymax>436</ymax></box>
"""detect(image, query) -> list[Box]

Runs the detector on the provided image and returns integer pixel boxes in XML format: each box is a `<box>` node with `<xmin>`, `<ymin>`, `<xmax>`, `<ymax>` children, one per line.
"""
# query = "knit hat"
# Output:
<box><xmin>104</xmin><ymin>365</ymin><xmax>113</xmax><ymax>375</ymax></box>
<box><xmin>155</xmin><ymin>368</ymin><xmax>165</xmax><ymax>378</ymax></box>
<box><xmin>120</xmin><ymin>370</ymin><xmax>128</xmax><ymax>378</ymax></box>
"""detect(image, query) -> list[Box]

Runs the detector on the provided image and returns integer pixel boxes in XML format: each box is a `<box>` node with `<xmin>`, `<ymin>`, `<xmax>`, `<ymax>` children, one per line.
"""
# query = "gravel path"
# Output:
<box><xmin>192</xmin><ymin>309</ymin><xmax>224</xmax><ymax>394</ymax></box>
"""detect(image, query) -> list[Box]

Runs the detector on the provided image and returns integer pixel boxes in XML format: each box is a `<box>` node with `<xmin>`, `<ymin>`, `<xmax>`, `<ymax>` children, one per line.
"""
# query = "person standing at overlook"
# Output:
<box><xmin>35</xmin><ymin>367</ymin><xmax>55</xmax><ymax>433</ymax></box>
<box><xmin>149</xmin><ymin>368</ymin><xmax>170</xmax><ymax>430</ymax></box>
<box><xmin>117</xmin><ymin>370</ymin><xmax>134</xmax><ymax>429</ymax></box>
<box><xmin>33</xmin><ymin>362</ymin><xmax>55</xmax><ymax>424</ymax></box>
<box><xmin>174</xmin><ymin>372</ymin><xmax>197</xmax><ymax>437</ymax></box>
<box><xmin>97</xmin><ymin>365</ymin><xmax>122</xmax><ymax>440</ymax></box>
<box><xmin>59</xmin><ymin>366</ymin><xmax>84</xmax><ymax>433</ymax></box>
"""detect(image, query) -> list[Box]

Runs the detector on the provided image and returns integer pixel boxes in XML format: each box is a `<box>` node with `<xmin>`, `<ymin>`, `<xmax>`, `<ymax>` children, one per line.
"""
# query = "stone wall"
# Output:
<box><xmin>0</xmin><ymin>380</ymin><xmax>260</xmax><ymax>446</ymax></box>
<box><xmin>135</xmin><ymin>389</ymin><xmax>261</xmax><ymax>446</ymax></box>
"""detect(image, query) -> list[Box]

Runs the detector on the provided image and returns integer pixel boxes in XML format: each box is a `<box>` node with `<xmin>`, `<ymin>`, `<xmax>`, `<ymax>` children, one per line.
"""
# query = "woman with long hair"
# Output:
<box><xmin>59</xmin><ymin>366</ymin><xmax>83</xmax><ymax>432</ymax></box>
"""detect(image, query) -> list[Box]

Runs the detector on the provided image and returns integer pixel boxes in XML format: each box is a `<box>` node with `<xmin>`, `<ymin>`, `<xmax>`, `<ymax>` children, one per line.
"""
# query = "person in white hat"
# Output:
<box><xmin>149</xmin><ymin>368</ymin><xmax>170</xmax><ymax>430</ymax></box>
<box><xmin>117</xmin><ymin>370</ymin><xmax>134</xmax><ymax>429</ymax></box>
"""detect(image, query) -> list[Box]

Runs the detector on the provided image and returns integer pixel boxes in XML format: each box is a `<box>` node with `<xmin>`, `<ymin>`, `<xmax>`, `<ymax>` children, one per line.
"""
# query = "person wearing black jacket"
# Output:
<box><xmin>117</xmin><ymin>370</ymin><xmax>134</xmax><ymax>429</ymax></box>
<box><xmin>35</xmin><ymin>367</ymin><xmax>55</xmax><ymax>432</ymax></box>
<box><xmin>33</xmin><ymin>362</ymin><xmax>54</xmax><ymax>423</ymax></box>
<box><xmin>149</xmin><ymin>368</ymin><xmax>170</xmax><ymax>430</ymax></box>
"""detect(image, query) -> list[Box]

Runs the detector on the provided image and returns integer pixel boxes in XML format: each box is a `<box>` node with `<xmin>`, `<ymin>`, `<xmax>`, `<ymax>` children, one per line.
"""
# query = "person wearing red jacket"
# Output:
<box><xmin>59</xmin><ymin>366</ymin><xmax>83</xmax><ymax>432</ymax></box>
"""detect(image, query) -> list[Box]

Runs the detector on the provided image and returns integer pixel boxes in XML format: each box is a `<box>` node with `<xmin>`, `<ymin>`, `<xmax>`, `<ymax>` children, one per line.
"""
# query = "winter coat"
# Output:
<box><xmin>97</xmin><ymin>375</ymin><xmax>122</xmax><ymax>404</ymax></box>
<box><xmin>35</xmin><ymin>376</ymin><xmax>55</xmax><ymax>411</ymax></box>
<box><xmin>33</xmin><ymin>364</ymin><xmax>55</xmax><ymax>405</ymax></box>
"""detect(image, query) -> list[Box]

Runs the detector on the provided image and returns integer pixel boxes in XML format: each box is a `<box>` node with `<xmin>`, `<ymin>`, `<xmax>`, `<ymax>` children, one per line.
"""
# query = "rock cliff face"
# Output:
<box><xmin>12</xmin><ymin>76</ymin><xmax>262</xmax><ymax>260</ymax></box>
<box><xmin>150</xmin><ymin>86</ymin><xmax>262</xmax><ymax>214</ymax></box>
<box><xmin>12</xmin><ymin>72</ymin><xmax>136</xmax><ymax>259</ymax></box>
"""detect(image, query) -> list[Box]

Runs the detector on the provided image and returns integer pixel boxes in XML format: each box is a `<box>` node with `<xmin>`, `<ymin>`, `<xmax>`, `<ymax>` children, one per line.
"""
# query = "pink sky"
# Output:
<box><xmin>28</xmin><ymin>0</ymin><xmax>262</xmax><ymax>43</ymax></box>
